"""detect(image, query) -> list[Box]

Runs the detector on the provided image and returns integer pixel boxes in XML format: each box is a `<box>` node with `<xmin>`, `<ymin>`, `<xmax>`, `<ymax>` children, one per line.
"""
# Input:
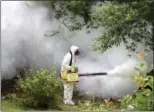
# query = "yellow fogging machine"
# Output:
<box><xmin>61</xmin><ymin>51</ymin><xmax>108</xmax><ymax>82</ymax></box>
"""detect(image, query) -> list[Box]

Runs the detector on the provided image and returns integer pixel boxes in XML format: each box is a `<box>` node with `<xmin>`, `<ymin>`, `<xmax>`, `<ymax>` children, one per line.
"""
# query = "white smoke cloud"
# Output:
<box><xmin>1</xmin><ymin>1</ymin><xmax>153</xmax><ymax>98</ymax></box>
<box><xmin>1</xmin><ymin>1</ymin><xmax>70</xmax><ymax>79</ymax></box>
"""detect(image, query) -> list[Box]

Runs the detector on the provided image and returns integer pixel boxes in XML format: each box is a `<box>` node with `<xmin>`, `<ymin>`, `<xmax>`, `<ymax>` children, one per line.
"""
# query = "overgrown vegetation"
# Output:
<box><xmin>1</xmin><ymin>69</ymin><xmax>63</xmax><ymax>110</ymax></box>
<box><xmin>120</xmin><ymin>63</ymin><xmax>153</xmax><ymax>111</ymax></box>
<box><xmin>17</xmin><ymin>69</ymin><xmax>63</xmax><ymax>110</ymax></box>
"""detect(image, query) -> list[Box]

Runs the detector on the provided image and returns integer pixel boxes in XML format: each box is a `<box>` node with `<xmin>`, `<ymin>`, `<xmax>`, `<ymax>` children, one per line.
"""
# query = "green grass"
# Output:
<box><xmin>1</xmin><ymin>93</ymin><xmax>34</xmax><ymax>111</ymax></box>
<box><xmin>1</xmin><ymin>99</ymin><xmax>86</xmax><ymax>111</ymax></box>
<box><xmin>1</xmin><ymin>93</ymin><xmax>120</xmax><ymax>111</ymax></box>
<box><xmin>2</xmin><ymin>100</ymin><xmax>22</xmax><ymax>111</ymax></box>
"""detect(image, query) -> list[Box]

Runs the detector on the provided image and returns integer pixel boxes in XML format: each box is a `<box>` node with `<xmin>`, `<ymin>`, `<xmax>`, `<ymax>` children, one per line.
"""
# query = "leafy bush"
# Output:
<box><xmin>17</xmin><ymin>69</ymin><xmax>63</xmax><ymax>110</ymax></box>
<box><xmin>120</xmin><ymin>63</ymin><xmax>153</xmax><ymax>111</ymax></box>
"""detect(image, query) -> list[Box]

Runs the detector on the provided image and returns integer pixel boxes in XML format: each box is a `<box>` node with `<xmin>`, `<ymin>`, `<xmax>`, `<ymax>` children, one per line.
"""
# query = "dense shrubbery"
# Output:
<box><xmin>120</xmin><ymin>63</ymin><xmax>153</xmax><ymax>111</ymax></box>
<box><xmin>16</xmin><ymin>69</ymin><xmax>63</xmax><ymax>110</ymax></box>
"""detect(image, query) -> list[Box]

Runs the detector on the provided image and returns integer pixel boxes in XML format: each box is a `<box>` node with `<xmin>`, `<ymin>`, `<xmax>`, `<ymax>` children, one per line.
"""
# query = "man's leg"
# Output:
<box><xmin>63</xmin><ymin>81</ymin><xmax>75</xmax><ymax>105</ymax></box>
<box><xmin>67</xmin><ymin>82</ymin><xmax>74</xmax><ymax>104</ymax></box>
<box><xmin>63</xmin><ymin>81</ymin><xmax>69</xmax><ymax>103</ymax></box>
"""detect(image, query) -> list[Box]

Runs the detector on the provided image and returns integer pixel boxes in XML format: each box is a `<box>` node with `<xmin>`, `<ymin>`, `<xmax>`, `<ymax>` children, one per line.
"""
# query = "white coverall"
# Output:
<box><xmin>61</xmin><ymin>45</ymin><xmax>79</xmax><ymax>105</ymax></box>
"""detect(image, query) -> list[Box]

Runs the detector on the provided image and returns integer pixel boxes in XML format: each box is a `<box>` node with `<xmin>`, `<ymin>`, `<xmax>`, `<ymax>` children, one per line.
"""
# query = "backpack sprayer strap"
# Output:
<box><xmin>69</xmin><ymin>51</ymin><xmax>72</xmax><ymax>66</ymax></box>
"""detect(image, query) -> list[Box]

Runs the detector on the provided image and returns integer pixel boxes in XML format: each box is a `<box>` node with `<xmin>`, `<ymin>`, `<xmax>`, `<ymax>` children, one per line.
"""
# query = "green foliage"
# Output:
<box><xmin>90</xmin><ymin>1</ymin><xmax>153</xmax><ymax>52</ymax></box>
<box><xmin>50</xmin><ymin>1</ymin><xmax>94</xmax><ymax>31</ymax></box>
<box><xmin>17</xmin><ymin>69</ymin><xmax>63</xmax><ymax>110</ymax></box>
<box><xmin>49</xmin><ymin>0</ymin><xmax>153</xmax><ymax>52</ymax></box>
<box><xmin>120</xmin><ymin>63</ymin><xmax>153</xmax><ymax>111</ymax></box>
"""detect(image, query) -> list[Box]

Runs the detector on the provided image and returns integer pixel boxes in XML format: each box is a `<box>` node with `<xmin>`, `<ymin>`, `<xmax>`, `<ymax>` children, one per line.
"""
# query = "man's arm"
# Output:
<box><xmin>62</xmin><ymin>53</ymin><xmax>72</xmax><ymax>71</ymax></box>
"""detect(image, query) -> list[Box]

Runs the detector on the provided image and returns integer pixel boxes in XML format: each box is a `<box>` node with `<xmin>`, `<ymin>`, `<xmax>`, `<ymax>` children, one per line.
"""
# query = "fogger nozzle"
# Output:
<box><xmin>78</xmin><ymin>72</ymin><xmax>108</xmax><ymax>77</ymax></box>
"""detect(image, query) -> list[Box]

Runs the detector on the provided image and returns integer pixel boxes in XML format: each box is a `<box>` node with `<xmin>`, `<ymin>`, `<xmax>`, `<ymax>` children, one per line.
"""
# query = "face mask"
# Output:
<box><xmin>75</xmin><ymin>50</ymin><xmax>80</xmax><ymax>55</ymax></box>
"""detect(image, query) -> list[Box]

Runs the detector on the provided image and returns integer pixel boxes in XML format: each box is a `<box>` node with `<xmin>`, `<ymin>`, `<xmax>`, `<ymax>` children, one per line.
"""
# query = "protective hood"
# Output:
<box><xmin>70</xmin><ymin>45</ymin><xmax>79</xmax><ymax>55</ymax></box>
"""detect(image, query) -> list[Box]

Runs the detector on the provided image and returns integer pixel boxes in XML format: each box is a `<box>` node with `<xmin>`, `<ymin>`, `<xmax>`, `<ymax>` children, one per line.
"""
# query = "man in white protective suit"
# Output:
<box><xmin>61</xmin><ymin>45</ymin><xmax>80</xmax><ymax>105</ymax></box>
